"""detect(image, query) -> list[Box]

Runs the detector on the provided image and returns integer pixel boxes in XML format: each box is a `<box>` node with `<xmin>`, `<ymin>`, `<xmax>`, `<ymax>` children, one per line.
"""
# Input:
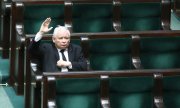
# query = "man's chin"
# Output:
<box><xmin>60</xmin><ymin>46</ymin><xmax>68</xmax><ymax>49</ymax></box>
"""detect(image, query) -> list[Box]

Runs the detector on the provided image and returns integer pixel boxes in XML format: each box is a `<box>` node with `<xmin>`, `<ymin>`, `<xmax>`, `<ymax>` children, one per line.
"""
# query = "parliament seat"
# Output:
<box><xmin>42</xmin><ymin>72</ymin><xmax>104</xmax><ymax>108</ymax></box>
<box><xmin>52</xmin><ymin>77</ymin><xmax>101</xmax><ymax>108</ymax></box>
<box><xmin>23</xmin><ymin>4</ymin><xmax>64</xmax><ymax>34</ymax></box>
<box><xmin>110</xmin><ymin>76</ymin><xmax>154</xmax><ymax>108</ymax></box>
<box><xmin>89</xmin><ymin>37</ymin><xmax>132</xmax><ymax>70</ymax></box>
<box><xmin>163</xmin><ymin>75</ymin><xmax>180</xmax><ymax>108</ymax></box>
<box><xmin>72</xmin><ymin>2</ymin><xmax>114</xmax><ymax>33</ymax></box>
<box><xmin>119</xmin><ymin>0</ymin><xmax>171</xmax><ymax>31</ymax></box>
<box><xmin>140</xmin><ymin>36</ymin><xmax>180</xmax><ymax>69</ymax></box>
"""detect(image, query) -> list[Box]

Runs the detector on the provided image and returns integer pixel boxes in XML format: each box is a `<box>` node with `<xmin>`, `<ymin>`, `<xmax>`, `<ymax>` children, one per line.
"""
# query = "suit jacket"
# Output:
<box><xmin>28</xmin><ymin>39</ymin><xmax>87</xmax><ymax>72</ymax></box>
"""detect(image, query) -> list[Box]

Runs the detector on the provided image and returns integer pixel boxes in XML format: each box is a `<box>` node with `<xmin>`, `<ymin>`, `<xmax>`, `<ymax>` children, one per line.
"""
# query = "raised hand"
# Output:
<box><xmin>39</xmin><ymin>17</ymin><xmax>53</xmax><ymax>33</ymax></box>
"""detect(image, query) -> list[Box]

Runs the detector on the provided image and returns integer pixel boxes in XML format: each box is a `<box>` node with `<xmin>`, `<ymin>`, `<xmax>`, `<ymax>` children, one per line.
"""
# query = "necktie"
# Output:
<box><xmin>60</xmin><ymin>49</ymin><xmax>67</xmax><ymax>61</ymax></box>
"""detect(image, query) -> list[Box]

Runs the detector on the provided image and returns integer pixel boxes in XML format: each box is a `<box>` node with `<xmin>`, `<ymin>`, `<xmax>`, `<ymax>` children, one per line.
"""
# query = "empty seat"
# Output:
<box><xmin>55</xmin><ymin>78</ymin><xmax>101</xmax><ymax>108</ymax></box>
<box><xmin>24</xmin><ymin>4</ymin><xmax>65</xmax><ymax>34</ymax></box>
<box><xmin>140</xmin><ymin>36</ymin><xmax>180</xmax><ymax>69</ymax></box>
<box><xmin>163</xmin><ymin>75</ymin><xmax>180</xmax><ymax>108</ymax></box>
<box><xmin>121</xmin><ymin>2</ymin><xmax>162</xmax><ymax>31</ymax></box>
<box><xmin>72</xmin><ymin>3</ymin><xmax>114</xmax><ymax>33</ymax></box>
<box><xmin>110</xmin><ymin>76</ymin><xmax>154</xmax><ymax>108</ymax></box>
<box><xmin>89</xmin><ymin>38</ymin><xmax>132</xmax><ymax>70</ymax></box>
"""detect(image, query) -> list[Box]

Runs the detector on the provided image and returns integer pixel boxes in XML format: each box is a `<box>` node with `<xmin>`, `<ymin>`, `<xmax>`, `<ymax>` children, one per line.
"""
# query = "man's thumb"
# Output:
<box><xmin>48</xmin><ymin>27</ymin><xmax>53</xmax><ymax>32</ymax></box>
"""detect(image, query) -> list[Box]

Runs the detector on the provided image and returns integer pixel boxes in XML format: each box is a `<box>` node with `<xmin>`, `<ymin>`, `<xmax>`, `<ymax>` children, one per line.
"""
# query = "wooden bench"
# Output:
<box><xmin>41</xmin><ymin>69</ymin><xmax>169</xmax><ymax>108</ymax></box>
<box><xmin>111</xmin><ymin>0</ymin><xmax>171</xmax><ymax>31</ymax></box>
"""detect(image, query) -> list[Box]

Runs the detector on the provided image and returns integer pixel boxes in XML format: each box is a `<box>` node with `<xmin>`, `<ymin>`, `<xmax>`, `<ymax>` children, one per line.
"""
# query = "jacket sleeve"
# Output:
<box><xmin>28</xmin><ymin>39</ymin><xmax>43</xmax><ymax>56</ymax></box>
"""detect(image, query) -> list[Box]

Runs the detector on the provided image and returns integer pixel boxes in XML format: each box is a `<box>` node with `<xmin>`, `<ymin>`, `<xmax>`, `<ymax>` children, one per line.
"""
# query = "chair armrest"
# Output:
<box><xmin>42</xmin><ymin>76</ymin><xmax>57</xmax><ymax>108</ymax></box>
<box><xmin>131</xmin><ymin>35</ymin><xmax>143</xmax><ymax>69</ymax></box>
<box><xmin>30</xmin><ymin>61</ymin><xmax>43</xmax><ymax>108</ymax></box>
<box><xmin>100</xmin><ymin>75</ymin><xmax>111</xmax><ymax>108</ymax></box>
<box><xmin>153</xmin><ymin>73</ymin><xmax>165</xmax><ymax>108</ymax></box>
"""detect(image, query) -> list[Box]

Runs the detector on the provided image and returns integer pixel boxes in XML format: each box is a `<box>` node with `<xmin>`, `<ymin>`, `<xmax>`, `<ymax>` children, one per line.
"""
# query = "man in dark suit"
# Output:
<box><xmin>28</xmin><ymin>18</ymin><xmax>87</xmax><ymax>72</ymax></box>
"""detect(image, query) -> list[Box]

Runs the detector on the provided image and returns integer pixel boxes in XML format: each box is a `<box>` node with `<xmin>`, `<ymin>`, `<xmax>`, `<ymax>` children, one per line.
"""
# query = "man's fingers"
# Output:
<box><xmin>43</xmin><ymin>17</ymin><xmax>51</xmax><ymax>25</ymax></box>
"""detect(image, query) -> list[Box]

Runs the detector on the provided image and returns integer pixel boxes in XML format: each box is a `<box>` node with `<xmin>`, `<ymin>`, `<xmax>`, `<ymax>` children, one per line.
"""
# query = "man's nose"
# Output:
<box><xmin>62</xmin><ymin>38</ymin><xmax>67</xmax><ymax>42</ymax></box>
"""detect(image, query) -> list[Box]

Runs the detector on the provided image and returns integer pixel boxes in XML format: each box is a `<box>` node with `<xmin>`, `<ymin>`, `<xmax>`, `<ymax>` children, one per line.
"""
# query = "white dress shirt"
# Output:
<box><xmin>58</xmin><ymin>48</ymin><xmax>69</xmax><ymax>72</ymax></box>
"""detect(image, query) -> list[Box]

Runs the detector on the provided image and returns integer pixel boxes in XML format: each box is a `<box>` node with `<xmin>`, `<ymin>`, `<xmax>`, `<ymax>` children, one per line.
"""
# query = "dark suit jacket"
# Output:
<box><xmin>28</xmin><ymin>39</ymin><xmax>87</xmax><ymax>72</ymax></box>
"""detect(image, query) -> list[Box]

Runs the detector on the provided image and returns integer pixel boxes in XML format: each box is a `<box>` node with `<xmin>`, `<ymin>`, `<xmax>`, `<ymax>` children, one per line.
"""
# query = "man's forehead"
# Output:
<box><xmin>56</xmin><ymin>30</ymin><xmax>70</xmax><ymax>37</ymax></box>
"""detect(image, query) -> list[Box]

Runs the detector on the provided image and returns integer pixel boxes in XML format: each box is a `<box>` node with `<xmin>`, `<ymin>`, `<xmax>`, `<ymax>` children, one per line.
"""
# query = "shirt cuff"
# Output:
<box><xmin>34</xmin><ymin>32</ymin><xmax>43</xmax><ymax>42</ymax></box>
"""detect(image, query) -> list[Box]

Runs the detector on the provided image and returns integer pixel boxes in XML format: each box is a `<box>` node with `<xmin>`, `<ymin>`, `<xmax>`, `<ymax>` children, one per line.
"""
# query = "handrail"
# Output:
<box><xmin>43</xmin><ymin>68</ymin><xmax>180</xmax><ymax>77</ymax></box>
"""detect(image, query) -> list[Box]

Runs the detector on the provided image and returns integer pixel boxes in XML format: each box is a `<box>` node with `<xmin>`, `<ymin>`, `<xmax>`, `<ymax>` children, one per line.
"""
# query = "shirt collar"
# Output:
<box><xmin>57</xmin><ymin>48</ymin><xmax>68</xmax><ymax>52</ymax></box>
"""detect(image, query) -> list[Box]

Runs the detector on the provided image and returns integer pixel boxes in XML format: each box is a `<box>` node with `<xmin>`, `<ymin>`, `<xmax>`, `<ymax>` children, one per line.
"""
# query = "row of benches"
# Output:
<box><xmin>0</xmin><ymin>0</ymin><xmax>180</xmax><ymax>108</ymax></box>
<box><xmin>24</xmin><ymin>30</ymin><xmax>180</xmax><ymax>108</ymax></box>
<box><xmin>8</xmin><ymin>1</ymin><xmax>180</xmax><ymax>104</ymax></box>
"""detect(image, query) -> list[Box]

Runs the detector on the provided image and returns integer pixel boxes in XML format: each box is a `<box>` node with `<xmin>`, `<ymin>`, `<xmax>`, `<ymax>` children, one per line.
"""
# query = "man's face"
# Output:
<box><xmin>52</xmin><ymin>31</ymin><xmax>70</xmax><ymax>49</ymax></box>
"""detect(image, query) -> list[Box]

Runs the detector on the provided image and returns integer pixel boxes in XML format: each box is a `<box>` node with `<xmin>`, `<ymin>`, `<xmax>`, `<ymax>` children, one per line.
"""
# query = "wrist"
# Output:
<box><xmin>34</xmin><ymin>32</ymin><xmax>43</xmax><ymax>42</ymax></box>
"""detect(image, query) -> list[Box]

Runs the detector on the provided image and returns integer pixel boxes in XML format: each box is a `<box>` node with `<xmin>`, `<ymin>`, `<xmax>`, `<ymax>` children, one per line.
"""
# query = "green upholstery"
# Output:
<box><xmin>121</xmin><ymin>3</ymin><xmax>162</xmax><ymax>31</ymax></box>
<box><xmin>110</xmin><ymin>76</ymin><xmax>154</xmax><ymax>108</ymax></box>
<box><xmin>0</xmin><ymin>51</ymin><xmax>10</xmax><ymax>83</ymax></box>
<box><xmin>140</xmin><ymin>37</ymin><xmax>180</xmax><ymax>69</ymax></box>
<box><xmin>72</xmin><ymin>4</ymin><xmax>114</xmax><ymax>33</ymax></box>
<box><xmin>163</xmin><ymin>75</ymin><xmax>180</xmax><ymax>108</ymax></box>
<box><xmin>171</xmin><ymin>12</ymin><xmax>180</xmax><ymax>30</ymax></box>
<box><xmin>1</xmin><ymin>87</ymin><xmax>24</xmax><ymax>108</ymax></box>
<box><xmin>89</xmin><ymin>38</ymin><xmax>132</xmax><ymax>70</ymax></box>
<box><xmin>0</xmin><ymin>16</ymin><xmax>1</xmax><ymax>46</ymax></box>
<box><xmin>56</xmin><ymin>78</ymin><xmax>101</xmax><ymax>108</ymax></box>
<box><xmin>24</xmin><ymin>4</ymin><xmax>64</xmax><ymax>34</ymax></box>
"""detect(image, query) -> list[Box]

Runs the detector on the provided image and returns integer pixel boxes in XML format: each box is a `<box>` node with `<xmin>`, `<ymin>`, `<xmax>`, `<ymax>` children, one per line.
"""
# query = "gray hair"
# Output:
<box><xmin>53</xmin><ymin>26</ymin><xmax>70</xmax><ymax>37</ymax></box>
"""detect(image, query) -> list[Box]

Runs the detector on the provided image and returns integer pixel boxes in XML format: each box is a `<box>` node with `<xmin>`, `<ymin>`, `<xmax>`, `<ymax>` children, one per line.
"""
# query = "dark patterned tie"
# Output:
<box><xmin>60</xmin><ymin>49</ymin><xmax>67</xmax><ymax>61</ymax></box>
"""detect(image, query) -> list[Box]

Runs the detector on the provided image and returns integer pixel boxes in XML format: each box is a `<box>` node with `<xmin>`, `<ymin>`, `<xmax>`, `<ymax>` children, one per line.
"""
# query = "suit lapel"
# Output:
<box><xmin>68</xmin><ymin>44</ymin><xmax>73</xmax><ymax>62</ymax></box>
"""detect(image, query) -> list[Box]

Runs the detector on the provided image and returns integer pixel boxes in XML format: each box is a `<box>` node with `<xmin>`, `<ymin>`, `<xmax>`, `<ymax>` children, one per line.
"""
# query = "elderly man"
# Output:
<box><xmin>28</xmin><ymin>18</ymin><xmax>87</xmax><ymax>72</ymax></box>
